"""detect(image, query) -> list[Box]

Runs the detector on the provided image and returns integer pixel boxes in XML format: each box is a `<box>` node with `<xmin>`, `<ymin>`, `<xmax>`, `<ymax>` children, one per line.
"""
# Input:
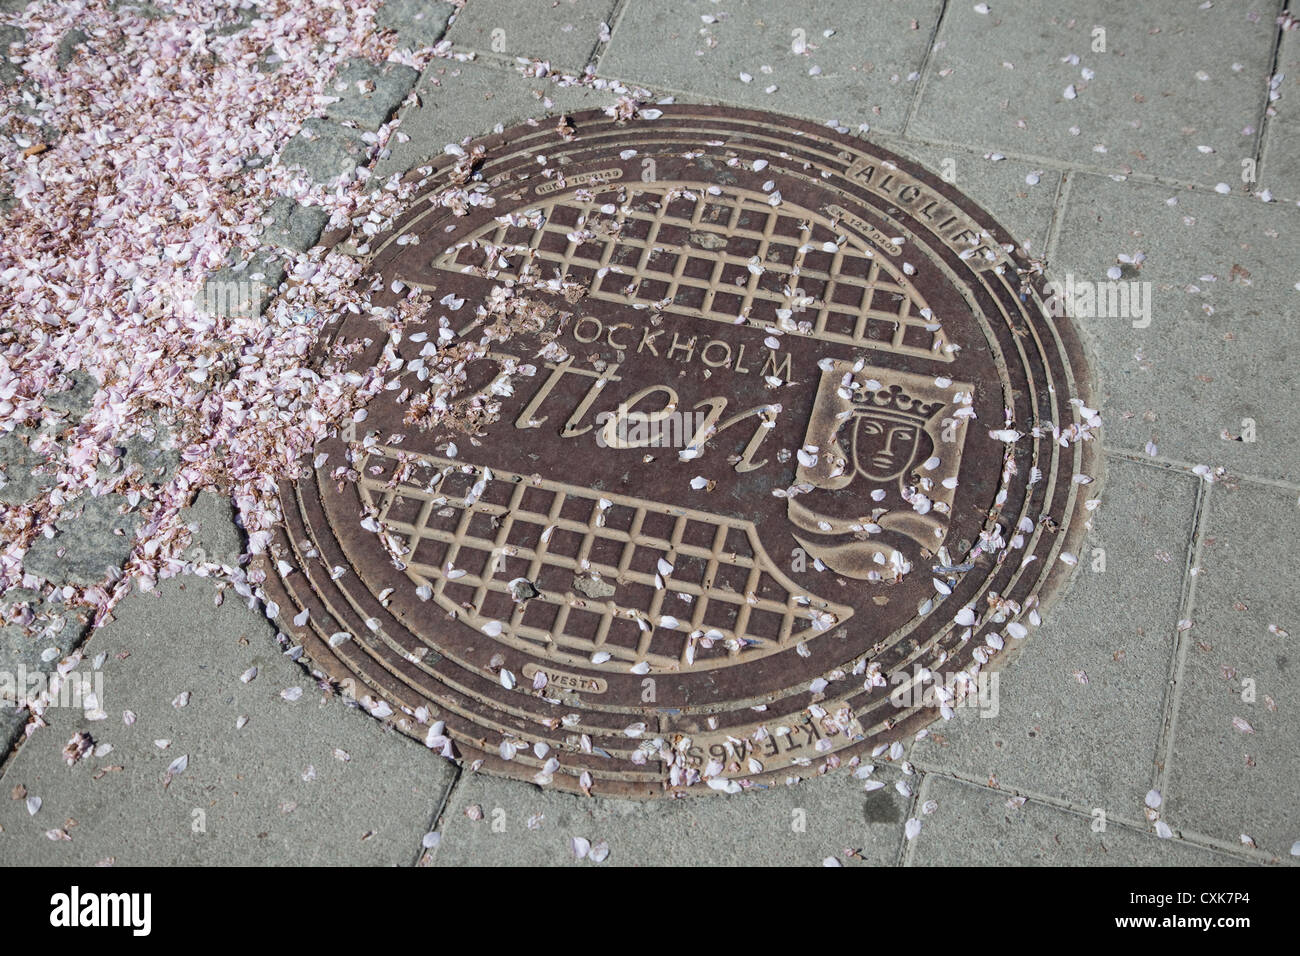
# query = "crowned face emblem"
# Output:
<box><xmin>850</xmin><ymin>385</ymin><xmax>943</xmax><ymax>482</ymax></box>
<box><xmin>788</xmin><ymin>363</ymin><xmax>973</xmax><ymax>581</ymax></box>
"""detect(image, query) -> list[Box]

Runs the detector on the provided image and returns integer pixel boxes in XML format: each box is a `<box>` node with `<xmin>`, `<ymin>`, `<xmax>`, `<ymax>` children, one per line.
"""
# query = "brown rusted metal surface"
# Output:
<box><xmin>260</xmin><ymin>105</ymin><xmax>1101</xmax><ymax>798</ymax></box>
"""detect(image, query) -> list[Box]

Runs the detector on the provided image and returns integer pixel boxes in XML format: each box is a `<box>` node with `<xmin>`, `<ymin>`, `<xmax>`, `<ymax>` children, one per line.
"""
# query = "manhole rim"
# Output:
<box><xmin>259</xmin><ymin>103</ymin><xmax>1102</xmax><ymax>799</ymax></box>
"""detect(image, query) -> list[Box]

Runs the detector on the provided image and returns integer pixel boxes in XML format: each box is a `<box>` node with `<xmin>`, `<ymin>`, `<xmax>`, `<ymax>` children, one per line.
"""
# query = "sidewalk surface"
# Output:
<box><xmin>0</xmin><ymin>0</ymin><xmax>1296</xmax><ymax>866</ymax></box>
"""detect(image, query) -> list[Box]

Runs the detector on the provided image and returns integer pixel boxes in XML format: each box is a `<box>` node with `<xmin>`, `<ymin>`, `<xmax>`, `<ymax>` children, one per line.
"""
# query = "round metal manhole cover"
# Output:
<box><xmin>262</xmin><ymin>105</ymin><xmax>1100</xmax><ymax>797</ymax></box>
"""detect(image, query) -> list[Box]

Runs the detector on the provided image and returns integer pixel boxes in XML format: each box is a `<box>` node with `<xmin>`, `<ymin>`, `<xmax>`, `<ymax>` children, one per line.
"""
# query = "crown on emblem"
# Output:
<box><xmin>851</xmin><ymin>383</ymin><xmax>945</xmax><ymax>424</ymax></box>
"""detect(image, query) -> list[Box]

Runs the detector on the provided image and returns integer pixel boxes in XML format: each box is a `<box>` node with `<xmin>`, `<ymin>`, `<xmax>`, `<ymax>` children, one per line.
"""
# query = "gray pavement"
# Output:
<box><xmin>0</xmin><ymin>497</ymin><xmax>455</xmax><ymax>865</ymax></box>
<box><xmin>1</xmin><ymin>0</ymin><xmax>1297</xmax><ymax>866</ymax></box>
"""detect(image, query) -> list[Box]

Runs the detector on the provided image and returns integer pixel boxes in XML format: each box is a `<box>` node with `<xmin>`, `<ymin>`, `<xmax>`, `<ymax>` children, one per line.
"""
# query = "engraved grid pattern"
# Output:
<box><xmin>357</xmin><ymin>447</ymin><xmax>851</xmax><ymax>673</ymax></box>
<box><xmin>433</xmin><ymin>183</ymin><xmax>952</xmax><ymax>361</ymax></box>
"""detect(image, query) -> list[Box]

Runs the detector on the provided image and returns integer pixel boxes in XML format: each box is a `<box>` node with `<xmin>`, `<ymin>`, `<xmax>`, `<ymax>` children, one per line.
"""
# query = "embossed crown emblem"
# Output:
<box><xmin>850</xmin><ymin>384</ymin><xmax>946</xmax><ymax>424</ymax></box>
<box><xmin>788</xmin><ymin>363</ymin><xmax>974</xmax><ymax>582</ymax></box>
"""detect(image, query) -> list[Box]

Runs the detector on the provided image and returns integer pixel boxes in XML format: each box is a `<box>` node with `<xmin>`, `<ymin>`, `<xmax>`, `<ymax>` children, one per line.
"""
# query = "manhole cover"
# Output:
<box><xmin>262</xmin><ymin>105</ymin><xmax>1100</xmax><ymax>797</ymax></box>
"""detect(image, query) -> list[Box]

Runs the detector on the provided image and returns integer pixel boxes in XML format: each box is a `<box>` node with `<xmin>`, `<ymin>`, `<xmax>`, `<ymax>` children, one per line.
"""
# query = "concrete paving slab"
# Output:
<box><xmin>279</xmin><ymin>117</ymin><xmax>371</xmax><ymax>185</ymax></box>
<box><xmin>907</xmin><ymin>775</ymin><xmax>1245</xmax><ymax>866</ymax></box>
<box><xmin>1259</xmin><ymin>119</ymin><xmax>1300</xmax><ymax>201</ymax></box>
<box><xmin>0</xmin><ymin>710</ymin><xmax>21</xmax><ymax>757</ymax></box>
<box><xmin>55</xmin><ymin>28</ymin><xmax>88</xmax><ymax>70</ymax></box>
<box><xmin>260</xmin><ymin>197</ymin><xmax>330</xmax><ymax>254</ymax></box>
<box><xmin>875</xmin><ymin>136</ymin><xmax>1063</xmax><ymax>255</ymax></box>
<box><xmin>1263</xmin><ymin>26</ymin><xmax>1300</xmax><ymax>197</ymax></box>
<box><xmin>0</xmin><ymin>495</ymin><xmax>451</xmax><ymax>865</ymax></box>
<box><xmin>2</xmin><ymin>592</ymin><xmax>90</xmax><ymax>716</ymax></box>
<box><xmin>0</xmin><ymin>569</ymin><xmax>456</xmax><ymax>865</ymax></box>
<box><xmin>22</xmin><ymin>494</ymin><xmax>141</xmax><ymax>588</ymax></box>
<box><xmin>910</xmin><ymin>0</ymin><xmax>1283</xmax><ymax>185</ymax></box>
<box><xmin>0</xmin><ymin>426</ymin><xmax>52</xmax><ymax>506</ymax></box>
<box><xmin>1164</xmin><ymin>479</ymin><xmax>1300</xmax><ymax>860</ymax></box>
<box><xmin>179</xmin><ymin>491</ymin><xmax>244</xmax><ymax>569</ymax></box>
<box><xmin>110</xmin><ymin>0</ymin><xmax>168</xmax><ymax>20</ymax></box>
<box><xmin>324</xmin><ymin>58</ymin><xmax>420</xmax><ymax>130</ymax></box>
<box><xmin>43</xmin><ymin>370</ymin><xmax>97</xmax><ymax>421</ymax></box>
<box><xmin>911</xmin><ymin>456</ymin><xmax>1191</xmax><ymax>818</ymax></box>
<box><xmin>1051</xmin><ymin>174</ymin><xmax>1300</xmax><ymax>484</ymax></box>
<box><xmin>0</xmin><ymin>26</ymin><xmax>24</xmax><ymax>87</ymax></box>
<box><xmin>446</xmin><ymin>0</ymin><xmax>616</xmax><ymax>72</ymax></box>
<box><xmin>426</xmin><ymin>762</ymin><xmax>910</xmax><ymax>866</ymax></box>
<box><xmin>198</xmin><ymin>250</ymin><xmax>286</xmax><ymax>320</ymax></box>
<box><xmin>599</xmin><ymin>0</ymin><xmax>941</xmax><ymax>134</ymax></box>
<box><xmin>377</xmin><ymin>0</ymin><xmax>457</xmax><ymax>50</ymax></box>
<box><xmin>375</xmin><ymin>58</ymin><xmax>622</xmax><ymax>178</ymax></box>
<box><xmin>100</xmin><ymin>413</ymin><xmax>180</xmax><ymax>490</ymax></box>
<box><xmin>1</xmin><ymin>590</ymin><xmax>91</xmax><ymax>757</ymax></box>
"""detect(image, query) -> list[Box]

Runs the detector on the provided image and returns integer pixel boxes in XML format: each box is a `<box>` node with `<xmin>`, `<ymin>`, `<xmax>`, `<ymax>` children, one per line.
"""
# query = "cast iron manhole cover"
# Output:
<box><xmin>263</xmin><ymin>105</ymin><xmax>1100</xmax><ymax>797</ymax></box>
